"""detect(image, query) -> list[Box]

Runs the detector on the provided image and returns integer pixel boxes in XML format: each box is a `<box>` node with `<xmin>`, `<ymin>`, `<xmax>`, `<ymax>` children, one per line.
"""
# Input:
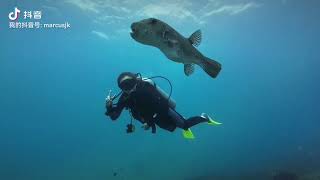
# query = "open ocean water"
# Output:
<box><xmin>0</xmin><ymin>0</ymin><xmax>320</xmax><ymax>180</ymax></box>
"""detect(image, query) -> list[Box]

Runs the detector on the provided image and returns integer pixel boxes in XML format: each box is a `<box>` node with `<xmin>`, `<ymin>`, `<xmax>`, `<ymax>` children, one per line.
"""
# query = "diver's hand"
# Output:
<box><xmin>106</xmin><ymin>90</ymin><xmax>113</xmax><ymax>108</ymax></box>
<box><xmin>106</xmin><ymin>98</ymin><xmax>113</xmax><ymax>109</ymax></box>
<box><xmin>106</xmin><ymin>99</ymin><xmax>113</xmax><ymax>107</ymax></box>
<box><xmin>141</xmin><ymin>123</ymin><xmax>150</xmax><ymax>130</ymax></box>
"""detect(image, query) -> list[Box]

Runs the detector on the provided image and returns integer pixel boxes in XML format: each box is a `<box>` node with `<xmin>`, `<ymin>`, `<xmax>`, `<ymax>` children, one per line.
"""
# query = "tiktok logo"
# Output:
<box><xmin>8</xmin><ymin>7</ymin><xmax>21</xmax><ymax>21</ymax></box>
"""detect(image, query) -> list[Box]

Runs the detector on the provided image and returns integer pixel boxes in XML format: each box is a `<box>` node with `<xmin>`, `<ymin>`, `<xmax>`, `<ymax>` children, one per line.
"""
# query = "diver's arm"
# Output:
<box><xmin>105</xmin><ymin>94</ymin><xmax>126</xmax><ymax>120</ymax></box>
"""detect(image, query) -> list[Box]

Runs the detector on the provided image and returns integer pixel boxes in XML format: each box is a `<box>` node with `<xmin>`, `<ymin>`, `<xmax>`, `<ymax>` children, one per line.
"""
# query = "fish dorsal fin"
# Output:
<box><xmin>189</xmin><ymin>29</ymin><xmax>202</xmax><ymax>47</ymax></box>
<box><xmin>184</xmin><ymin>64</ymin><xmax>195</xmax><ymax>76</ymax></box>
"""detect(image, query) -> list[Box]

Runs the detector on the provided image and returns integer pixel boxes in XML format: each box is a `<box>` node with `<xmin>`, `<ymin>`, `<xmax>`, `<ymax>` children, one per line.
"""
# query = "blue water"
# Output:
<box><xmin>1</xmin><ymin>1</ymin><xmax>320</xmax><ymax>179</ymax></box>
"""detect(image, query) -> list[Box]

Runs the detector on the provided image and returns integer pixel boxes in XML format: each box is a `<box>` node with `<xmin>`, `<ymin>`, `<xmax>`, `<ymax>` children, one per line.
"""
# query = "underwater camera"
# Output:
<box><xmin>126</xmin><ymin>124</ymin><xmax>135</xmax><ymax>133</ymax></box>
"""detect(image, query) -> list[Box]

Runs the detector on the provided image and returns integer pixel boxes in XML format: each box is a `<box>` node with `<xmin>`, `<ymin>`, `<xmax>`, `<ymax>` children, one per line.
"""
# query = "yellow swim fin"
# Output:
<box><xmin>201</xmin><ymin>113</ymin><xmax>222</xmax><ymax>126</ymax></box>
<box><xmin>182</xmin><ymin>128</ymin><xmax>195</xmax><ymax>139</ymax></box>
<box><xmin>208</xmin><ymin>119</ymin><xmax>222</xmax><ymax>126</ymax></box>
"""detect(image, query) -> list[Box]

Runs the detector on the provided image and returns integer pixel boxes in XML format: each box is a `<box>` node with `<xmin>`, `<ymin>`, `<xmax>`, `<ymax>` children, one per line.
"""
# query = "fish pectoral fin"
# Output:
<box><xmin>189</xmin><ymin>29</ymin><xmax>202</xmax><ymax>47</ymax></box>
<box><xmin>184</xmin><ymin>64</ymin><xmax>195</xmax><ymax>76</ymax></box>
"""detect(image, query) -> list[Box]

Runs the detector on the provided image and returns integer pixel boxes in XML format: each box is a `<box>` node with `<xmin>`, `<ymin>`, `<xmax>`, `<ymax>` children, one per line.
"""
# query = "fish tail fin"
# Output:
<box><xmin>199</xmin><ymin>57</ymin><xmax>222</xmax><ymax>78</ymax></box>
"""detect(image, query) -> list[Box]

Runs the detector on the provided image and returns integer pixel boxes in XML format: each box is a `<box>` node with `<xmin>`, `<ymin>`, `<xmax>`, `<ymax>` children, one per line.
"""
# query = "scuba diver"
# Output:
<box><xmin>105</xmin><ymin>72</ymin><xmax>222</xmax><ymax>139</ymax></box>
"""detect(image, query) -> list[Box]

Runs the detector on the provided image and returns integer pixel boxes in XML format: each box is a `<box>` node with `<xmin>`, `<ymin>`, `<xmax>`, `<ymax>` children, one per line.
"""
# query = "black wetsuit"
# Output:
<box><xmin>105</xmin><ymin>80</ymin><xmax>208</xmax><ymax>133</ymax></box>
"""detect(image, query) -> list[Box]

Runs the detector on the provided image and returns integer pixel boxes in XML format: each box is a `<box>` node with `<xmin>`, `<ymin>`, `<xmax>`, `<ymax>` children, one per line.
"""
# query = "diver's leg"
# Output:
<box><xmin>167</xmin><ymin>108</ymin><xmax>185</xmax><ymax>129</ymax></box>
<box><xmin>184</xmin><ymin>116</ymin><xmax>208</xmax><ymax>129</ymax></box>
<box><xmin>168</xmin><ymin>108</ymin><xmax>208</xmax><ymax>130</ymax></box>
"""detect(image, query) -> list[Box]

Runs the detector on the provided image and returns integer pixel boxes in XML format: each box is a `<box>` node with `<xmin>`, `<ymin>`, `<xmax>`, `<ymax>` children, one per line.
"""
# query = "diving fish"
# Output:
<box><xmin>130</xmin><ymin>18</ymin><xmax>222</xmax><ymax>78</ymax></box>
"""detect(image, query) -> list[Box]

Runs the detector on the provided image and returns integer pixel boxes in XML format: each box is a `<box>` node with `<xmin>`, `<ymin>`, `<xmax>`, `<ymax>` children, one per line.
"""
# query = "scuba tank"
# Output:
<box><xmin>142</xmin><ymin>78</ymin><xmax>176</xmax><ymax>109</ymax></box>
<box><xmin>107</xmin><ymin>74</ymin><xmax>176</xmax><ymax>109</ymax></box>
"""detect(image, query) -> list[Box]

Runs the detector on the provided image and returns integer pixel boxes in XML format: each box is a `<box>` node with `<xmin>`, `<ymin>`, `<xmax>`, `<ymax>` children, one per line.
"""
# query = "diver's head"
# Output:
<box><xmin>130</xmin><ymin>18</ymin><xmax>165</xmax><ymax>46</ymax></box>
<box><xmin>118</xmin><ymin>72</ymin><xmax>139</xmax><ymax>94</ymax></box>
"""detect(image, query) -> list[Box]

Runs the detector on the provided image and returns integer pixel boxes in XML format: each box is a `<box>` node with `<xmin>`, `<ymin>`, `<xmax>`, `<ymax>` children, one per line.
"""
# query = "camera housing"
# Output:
<box><xmin>126</xmin><ymin>124</ymin><xmax>135</xmax><ymax>133</ymax></box>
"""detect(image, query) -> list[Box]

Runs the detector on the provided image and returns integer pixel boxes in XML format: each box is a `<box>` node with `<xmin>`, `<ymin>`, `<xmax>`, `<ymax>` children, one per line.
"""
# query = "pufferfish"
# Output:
<box><xmin>130</xmin><ymin>18</ymin><xmax>222</xmax><ymax>78</ymax></box>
